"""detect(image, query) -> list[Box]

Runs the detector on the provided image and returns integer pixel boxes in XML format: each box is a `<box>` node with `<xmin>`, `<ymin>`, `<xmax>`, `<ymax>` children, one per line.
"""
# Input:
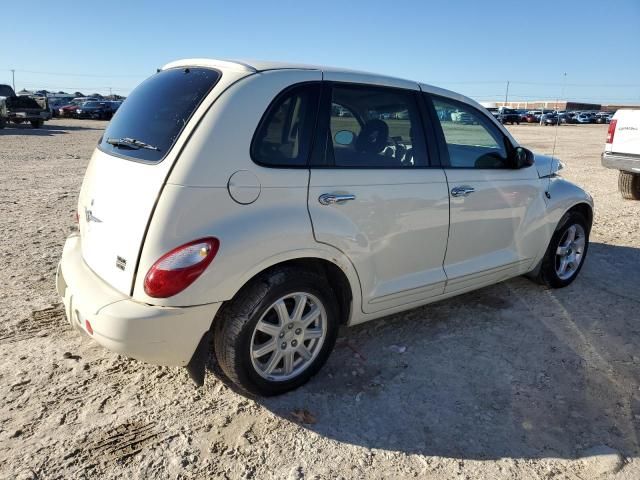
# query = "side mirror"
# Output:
<box><xmin>514</xmin><ymin>146</ymin><xmax>535</xmax><ymax>168</ymax></box>
<box><xmin>334</xmin><ymin>130</ymin><xmax>355</xmax><ymax>146</ymax></box>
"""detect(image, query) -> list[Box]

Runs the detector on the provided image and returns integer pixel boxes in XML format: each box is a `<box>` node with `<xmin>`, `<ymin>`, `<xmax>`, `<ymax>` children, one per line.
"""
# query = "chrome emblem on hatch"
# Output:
<box><xmin>84</xmin><ymin>206</ymin><xmax>102</xmax><ymax>223</ymax></box>
<box><xmin>116</xmin><ymin>256</ymin><xmax>127</xmax><ymax>271</ymax></box>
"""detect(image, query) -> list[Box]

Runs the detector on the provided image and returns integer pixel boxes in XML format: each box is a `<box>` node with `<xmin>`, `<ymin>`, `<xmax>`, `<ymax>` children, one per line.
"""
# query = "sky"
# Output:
<box><xmin>2</xmin><ymin>0</ymin><xmax>639</xmax><ymax>104</ymax></box>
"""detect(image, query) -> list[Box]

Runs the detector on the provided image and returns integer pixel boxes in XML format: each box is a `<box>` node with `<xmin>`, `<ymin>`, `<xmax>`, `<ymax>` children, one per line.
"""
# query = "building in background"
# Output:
<box><xmin>480</xmin><ymin>100</ymin><xmax>640</xmax><ymax>112</ymax></box>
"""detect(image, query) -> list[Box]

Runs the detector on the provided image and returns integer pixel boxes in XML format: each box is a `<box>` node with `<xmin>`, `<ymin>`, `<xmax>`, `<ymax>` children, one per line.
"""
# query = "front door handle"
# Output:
<box><xmin>451</xmin><ymin>186</ymin><xmax>475</xmax><ymax>197</ymax></box>
<box><xmin>318</xmin><ymin>193</ymin><xmax>356</xmax><ymax>205</ymax></box>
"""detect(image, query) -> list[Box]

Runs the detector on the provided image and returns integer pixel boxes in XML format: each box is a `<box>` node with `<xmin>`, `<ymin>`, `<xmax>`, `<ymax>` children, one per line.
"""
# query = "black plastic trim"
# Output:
<box><xmin>185</xmin><ymin>330</ymin><xmax>212</xmax><ymax>387</ymax></box>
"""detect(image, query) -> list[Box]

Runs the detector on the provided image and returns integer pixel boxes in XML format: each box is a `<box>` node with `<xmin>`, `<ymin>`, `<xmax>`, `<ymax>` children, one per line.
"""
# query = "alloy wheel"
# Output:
<box><xmin>250</xmin><ymin>292</ymin><xmax>327</xmax><ymax>382</ymax></box>
<box><xmin>555</xmin><ymin>223</ymin><xmax>586</xmax><ymax>281</ymax></box>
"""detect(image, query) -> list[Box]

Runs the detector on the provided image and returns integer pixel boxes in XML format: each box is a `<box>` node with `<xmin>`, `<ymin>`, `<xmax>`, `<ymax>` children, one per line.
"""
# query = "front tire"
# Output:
<box><xmin>619</xmin><ymin>171</ymin><xmax>640</xmax><ymax>200</ymax></box>
<box><xmin>534</xmin><ymin>211</ymin><xmax>589</xmax><ymax>288</ymax></box>
<box><xmin>214</xmin><ymin>267</ymin><xmax>339</xmax><ymax>396</ymax></box>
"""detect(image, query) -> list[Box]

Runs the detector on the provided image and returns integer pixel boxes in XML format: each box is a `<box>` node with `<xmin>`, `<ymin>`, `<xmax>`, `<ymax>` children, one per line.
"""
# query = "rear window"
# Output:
<box><xmin>99</xmin><ymin>67</ymin><xmax>221</xmax><ymax>163</ymax></box>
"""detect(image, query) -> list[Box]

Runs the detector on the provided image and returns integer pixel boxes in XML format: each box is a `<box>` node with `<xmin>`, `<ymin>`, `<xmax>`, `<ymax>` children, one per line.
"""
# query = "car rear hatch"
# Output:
<box><xmin>77</xmin><ymin>62</ymin><xmax>253</xmax><ymax>296</ymax></box>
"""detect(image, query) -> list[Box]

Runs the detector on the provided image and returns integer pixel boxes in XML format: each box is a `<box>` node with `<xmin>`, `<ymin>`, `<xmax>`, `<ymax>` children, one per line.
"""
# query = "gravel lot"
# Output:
<box><xmin>1</xmin><ymin>119</ymin><xmax>639</xmax><ymax>479</ymax></box>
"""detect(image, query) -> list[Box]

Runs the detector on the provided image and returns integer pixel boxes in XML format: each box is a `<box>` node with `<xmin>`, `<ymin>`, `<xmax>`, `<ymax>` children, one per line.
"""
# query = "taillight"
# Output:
<box><xmin>144</xmin><ymin>238</ymin><xmax>220</xmax><ymax>298</ymax></box>
<box><xmin>606</xmin><ymin>119</ymin><xmax>617</xmax><ymax>144</ymax></box>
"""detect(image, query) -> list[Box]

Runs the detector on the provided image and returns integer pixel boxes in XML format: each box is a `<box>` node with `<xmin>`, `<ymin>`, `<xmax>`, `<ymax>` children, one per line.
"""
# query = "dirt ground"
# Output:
<box><xmin>1</xmin><ymin>119</ymin><xmax>639</xmax><ymax>479</ymax></box>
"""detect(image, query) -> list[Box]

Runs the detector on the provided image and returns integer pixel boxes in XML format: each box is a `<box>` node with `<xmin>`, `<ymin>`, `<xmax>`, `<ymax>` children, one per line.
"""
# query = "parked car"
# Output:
<box><xmin>75</xmin><ymin>101</ymin><xmax>114</xmax><ymax>120</ymax></box>
<box><xmin>601</xmin><ymin>109</ymin><xmax>640</xmax><ymax>200</ymax></box>
<box><xmin>450</xmin><ymin>109</ymin><xmax>474</xmax><ymax>124</ymax></box>
<box><xmin>0</xmin><ymin>84</ymin><xmax>49</xmax><ymax>128</ymax></box>
<box><xmin>543</xmin><ymin>113</ymin><xmax>560</xmax><ymax>125</ymax></box>
<box><xmin>595</xmin><ymin>112</ymin><xmax>613</xmax><ymax>124</ymax></box>
<box><xmin>56</xmin><ymin>59</ymin><xmax>594</xmax><ymax>396</ymax></box>
<box><xmin>497</xmin><ymin>107</ymin><xmax>521</xmax><ymax>125</ymax></box>
<box><xmin>59</xmin><ymin>102</ymin><xmax>80</xmax><ymax>118</ymax></box>
<box><xmin>486</xmin><ymin>107</ymin><xmax>520</xmax><ymax>125</ymax></box>
<box><xmin>107</xmin><ymin>100</ymin><xmax>122</xmax><ymax>114</ymax></box>
<box><xmin>59</xmin><ymin>97</ymin><xmax>99</xmax><ymax>118</ymax></box>
<box><xmin>574</xmin><ymin>113</ymin><xmax>593</xmax><ymax>124</ymax></box>
<box><xmin>47</xmin><ymin>97</ymin><xmax>74</xmax><ymax>117</ymax></box>
<box><xmin>523</xmin><ymin>112</ymin><xmax>540</xmax><ymax>123</ymax></box>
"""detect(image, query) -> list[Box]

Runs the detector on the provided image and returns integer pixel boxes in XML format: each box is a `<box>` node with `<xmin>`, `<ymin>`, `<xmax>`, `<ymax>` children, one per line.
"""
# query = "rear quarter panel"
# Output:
<box><xmin>133</xmin><ymin>69</ymin><xmax>362</xmax><ymax>308</ymax></box>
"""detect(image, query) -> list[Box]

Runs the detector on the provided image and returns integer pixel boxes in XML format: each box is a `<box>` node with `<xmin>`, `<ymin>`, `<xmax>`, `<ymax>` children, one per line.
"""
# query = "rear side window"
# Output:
<box><xmin>99</xmin><ymin>67</ymin><xmax>221</xmax><ymax>163</ymax></box>
<box><xmin>325</xmin><ymin>84</ymin><xmax>427</xmax><ymax>168</ymax></box>
<box><xmin>251</xmin><ymin>83</ymin><xmax>320</xmax><ymax>167</ymax></box>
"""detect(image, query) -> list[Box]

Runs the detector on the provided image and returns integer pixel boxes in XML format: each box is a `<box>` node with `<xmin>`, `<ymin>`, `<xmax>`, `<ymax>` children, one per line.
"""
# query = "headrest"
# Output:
<box><xmin>355</xmin><ymin>119</ymin><xmax>389</xmax><ymax>154</ymax></box>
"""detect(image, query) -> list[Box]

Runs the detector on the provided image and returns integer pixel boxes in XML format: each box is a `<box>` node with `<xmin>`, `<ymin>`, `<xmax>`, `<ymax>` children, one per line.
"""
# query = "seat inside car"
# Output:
<box><xmin>355</xmin><ymin>119</ymin><xmax>389</xmax><ymax>156</ymax></box>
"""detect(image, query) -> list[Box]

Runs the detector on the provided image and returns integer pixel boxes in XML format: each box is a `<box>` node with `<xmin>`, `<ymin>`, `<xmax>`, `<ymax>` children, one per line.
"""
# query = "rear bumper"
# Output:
<box><xmin>57</xmin><ymin>234</ymin><xmax>221</xmax><ymax>366</ymax></box>
<box><xmin>601</xmin><ymin>152</ymin><xmax>640</xmax><ymax>174</ymax></box>
<box><xmin>8</xmin><ymin>112</ymin><xmax>48</xmax><ymax>122</ymax></box>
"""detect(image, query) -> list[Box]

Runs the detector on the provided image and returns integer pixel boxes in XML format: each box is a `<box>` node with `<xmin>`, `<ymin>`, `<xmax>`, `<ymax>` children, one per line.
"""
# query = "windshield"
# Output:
<box><xmin>83</xmin><ymin>102</ymin><xmax>101</xmax><ymax>107</ymax></box>
<box><xmin>99</xmin><ymin>67</ymin><xmax>221</xmax><ymax>163</ymax></box>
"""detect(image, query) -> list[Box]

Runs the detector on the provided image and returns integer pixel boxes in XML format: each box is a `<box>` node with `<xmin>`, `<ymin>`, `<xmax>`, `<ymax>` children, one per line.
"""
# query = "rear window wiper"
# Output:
<box><xmin>106</xmin><ymin>137</ymin><xmax>160</xmax><ymax>151</ymax></box>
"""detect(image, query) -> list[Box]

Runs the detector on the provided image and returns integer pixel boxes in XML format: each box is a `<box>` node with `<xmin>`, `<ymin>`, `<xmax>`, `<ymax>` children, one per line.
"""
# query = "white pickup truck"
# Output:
<box><xmin>602</xmin><ymin>109</ymin><xmax>640</xmax><ymax>200</ymax></box>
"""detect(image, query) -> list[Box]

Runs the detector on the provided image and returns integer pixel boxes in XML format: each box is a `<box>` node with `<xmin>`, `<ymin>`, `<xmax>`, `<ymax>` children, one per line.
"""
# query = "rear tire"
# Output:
<box><xmin>214</xmin><ymin>266</ymin><xmax>339</xmax><ymax>396</ymax></box>
<box><xmin>30</xmin><ymin>120</ymin><xmax>43</xmax><ymax>129</ymax></box>
<box><xmin>533</xmin><ymin>211</ymin><xmax>590</xmax><ymax>288</ymax></box>
<box><xmin>0</xmin><ymin>117</ymin><xmax>5</xmax><ymax>129</ymax></box>
<box><xmin>618</xmin><ymin>171</ymin><xmax>640</xmax><ymax>200</ymax></box>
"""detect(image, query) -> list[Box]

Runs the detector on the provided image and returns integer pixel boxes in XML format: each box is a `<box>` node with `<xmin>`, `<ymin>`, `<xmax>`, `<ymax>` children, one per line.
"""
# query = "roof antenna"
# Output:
<box><xmin>546</xmin><ymin>72</ymin><xmax>567</xmax><ymax>198</ymax></box>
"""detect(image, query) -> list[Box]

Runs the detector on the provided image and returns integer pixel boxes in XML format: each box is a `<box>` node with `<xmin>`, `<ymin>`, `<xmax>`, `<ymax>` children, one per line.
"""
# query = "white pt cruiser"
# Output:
<box><xmin>57</xmin><ymin>59</ymin><xmax>593</xmax><ymax>395</ymax></box>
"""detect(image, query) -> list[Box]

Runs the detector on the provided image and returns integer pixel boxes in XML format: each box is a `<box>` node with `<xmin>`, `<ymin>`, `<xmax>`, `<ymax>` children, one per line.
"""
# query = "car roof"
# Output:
<box><xmin>163</xmin><ymin>57</ymin><xmax>405</xmax><ymax>78</ymax></box>
<box><xmin>163</xmin><ymin>57</ymin><xmax>479</xmax><ymax>108</ymax></box>
<box><xmin>160</xmin><ymin>58</ymin><xmax>518</xmax><ymax>146</ymax></box>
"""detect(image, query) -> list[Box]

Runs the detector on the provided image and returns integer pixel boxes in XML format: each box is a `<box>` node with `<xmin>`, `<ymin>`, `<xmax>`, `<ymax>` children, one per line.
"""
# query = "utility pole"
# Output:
<box><xmin>11</xmin><ymin>69</ymin><xmax>15</xmax><ymax>91</ymax></box>
<box><xmin>504</xmin><ymin>80</ymin><xmax>510</xmax><ymax>107</ymax></box>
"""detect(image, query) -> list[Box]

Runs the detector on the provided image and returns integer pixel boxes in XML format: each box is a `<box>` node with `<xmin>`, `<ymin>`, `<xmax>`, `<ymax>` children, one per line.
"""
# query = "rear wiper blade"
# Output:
<box><xmin>106</xmin><ymin>137</ymin><xmax>160</xmax><ymax>151</ymax></box>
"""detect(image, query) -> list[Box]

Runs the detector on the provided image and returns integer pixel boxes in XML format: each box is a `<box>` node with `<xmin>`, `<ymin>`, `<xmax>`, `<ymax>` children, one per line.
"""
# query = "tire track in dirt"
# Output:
<box><xmin>71</xmin><ymin>420</ymin><xmax>174</xmax><ymax>476</ymax></box>
<box><xmin>33</xmin><ymin>419</ymin><xmax>173</xmax><ymax>477</ymax></box>
<box><xmin>0</xmin><ymin>304</ymin><xmax>67</xmax><ymax>343</ymax></box>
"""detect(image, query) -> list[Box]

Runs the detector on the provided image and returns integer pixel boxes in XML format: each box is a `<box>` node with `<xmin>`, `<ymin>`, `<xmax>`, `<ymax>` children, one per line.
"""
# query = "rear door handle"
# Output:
<box><xmin>451</xmin><ymin>186</ymin><xmax>475</xmax><ymax>197</ymax></box>
<box><xmin>318</xmin><ymin>193</ymin><xmax>356</xmax><ymax>205</ymax></box>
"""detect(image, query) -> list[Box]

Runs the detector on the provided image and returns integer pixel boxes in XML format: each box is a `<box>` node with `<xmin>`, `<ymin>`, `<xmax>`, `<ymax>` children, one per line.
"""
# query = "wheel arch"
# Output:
<box><xmin>566</xmin><ymin>202</ymin><xmax>593</xmax><ymax>233</ymax></box>
<box><xmin>218</xmin><ymin>248</ymin><xmax>361</xmax><ymax>327</ymax></box>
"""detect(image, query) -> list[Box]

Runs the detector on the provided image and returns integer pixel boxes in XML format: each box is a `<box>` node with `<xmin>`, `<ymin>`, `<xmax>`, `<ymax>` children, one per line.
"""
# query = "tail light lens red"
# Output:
<box><xmin>606</xmin><ymin>119</ymin><xmax>617</xmax><ymax>144</ymax></box>
<box><xmin>144</xmin><ymin>237</ymin><xmax>220</xmax><ymax>298</ymax></box>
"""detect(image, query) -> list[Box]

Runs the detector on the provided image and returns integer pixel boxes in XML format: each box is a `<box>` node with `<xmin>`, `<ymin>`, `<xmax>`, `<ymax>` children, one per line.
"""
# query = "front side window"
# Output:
<box><xmin>251</xmin><ymin>84</ymin><xmax>320</xmax><ymax>167</ymax></box>
<box><xmin>432</xmin><ymin>96</ymin><xmax>510</xmax><ymax>168</ymax></box>
<box><xmin>326</xmin><ymin>84</ymin><xmax>427</xmax><ymax>168</ymax></box>
<box><xmin>99</xmin><ymin>67</ymin><xmax>221</xmax><ymax>163</ymax></box>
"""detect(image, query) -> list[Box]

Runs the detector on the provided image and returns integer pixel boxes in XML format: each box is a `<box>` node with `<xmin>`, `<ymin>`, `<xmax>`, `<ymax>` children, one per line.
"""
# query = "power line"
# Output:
<box><xmin>428</xmin><ymin>79</ymin><xmax>640</xmax><ymax>88</ymax></box>
<box><xmin>7</xmin><ymin>69</ymin><xmax>639</xmax><ymax>88</ymax></box>
<box><xmin>464</xmin><ymin>92</ymin><xmax>640</xmax><ymax>102</ymax></box>
<box><xmin>7</xmin><ymin>68</ymin><xmax>148</xmax><ymax>78</ymax></box>
<box><xmin>18</xmin><ymin>83</ymin><xmax>131</xmax><ymax>92</ymax></box>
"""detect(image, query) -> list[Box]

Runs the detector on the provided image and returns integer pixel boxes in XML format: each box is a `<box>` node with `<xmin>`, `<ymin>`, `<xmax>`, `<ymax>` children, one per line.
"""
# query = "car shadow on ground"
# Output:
<box><xmin>254</xmin><ymin>242</ymin><xmax>640</xmax><ymax>460</ymax></box>
<box><xmin>0</xmin><ymin>122</ymin><xmax>103</xmax><ymax>136</ymax></box>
